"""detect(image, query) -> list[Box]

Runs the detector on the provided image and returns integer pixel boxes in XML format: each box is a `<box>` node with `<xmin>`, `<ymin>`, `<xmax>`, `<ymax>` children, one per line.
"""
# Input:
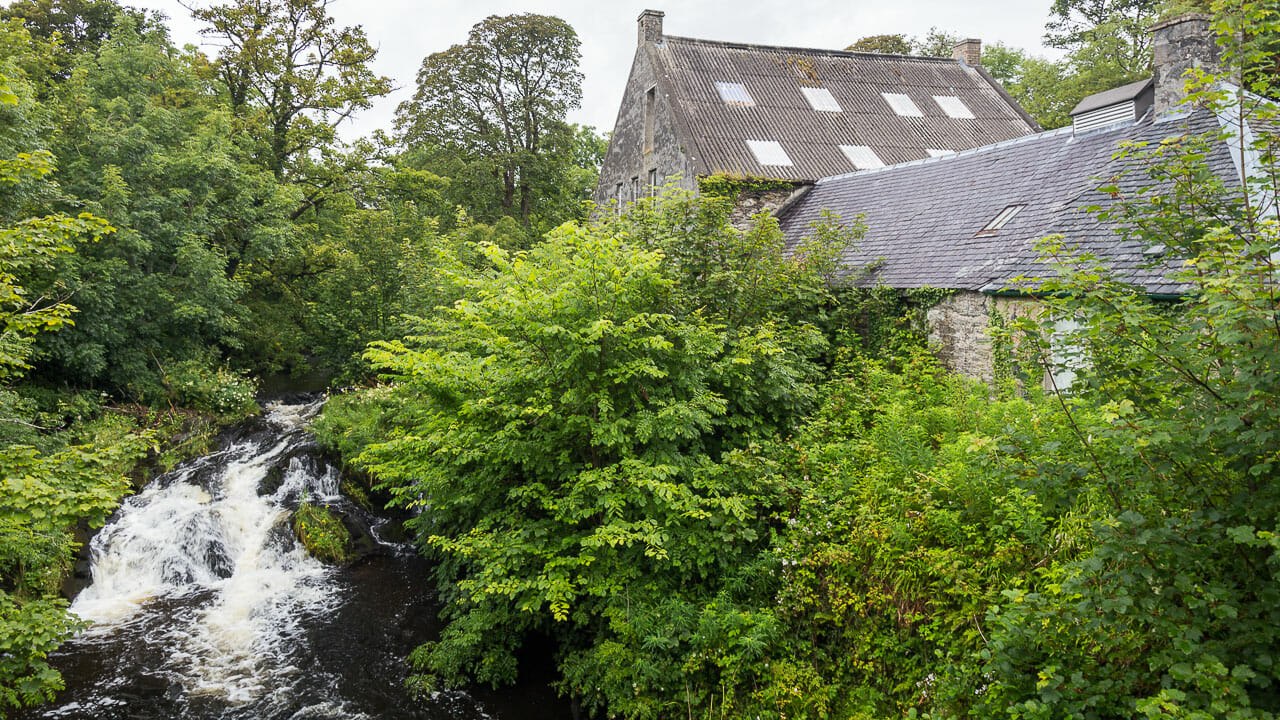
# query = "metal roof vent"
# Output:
<box><xmin>1069</xmin><ymin>78</ymin><xmax>1154</xmax><ymax>134</ymax></box>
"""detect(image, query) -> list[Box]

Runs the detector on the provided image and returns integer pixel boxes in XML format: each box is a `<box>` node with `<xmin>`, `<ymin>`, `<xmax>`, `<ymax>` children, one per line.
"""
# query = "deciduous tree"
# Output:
<box><xmin>188</xmin><ymin>0</ymin><xmax>392</xmax><ymax>178</ymax></box>
<box><xmin>395</xmin><ymin>13</ymin><xmax>586</xmax><ymax>230</ymax></box>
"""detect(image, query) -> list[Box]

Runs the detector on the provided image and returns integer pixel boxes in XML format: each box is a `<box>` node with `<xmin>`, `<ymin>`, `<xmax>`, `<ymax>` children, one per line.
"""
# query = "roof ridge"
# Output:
<box><xmin>659</xmin><ymin>34</ymin><xmax>959</xmax><ymax>63</ymax></box>
<box><xmin>814</xmin><ymin>125</ymin><xmax>1081</xmax><ymax>185</ymax></box>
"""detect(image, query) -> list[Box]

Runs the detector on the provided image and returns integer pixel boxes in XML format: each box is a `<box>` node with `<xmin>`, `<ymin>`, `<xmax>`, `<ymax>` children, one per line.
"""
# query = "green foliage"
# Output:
<box><xmin>154</xmin><ymin>359</ymin><xmax>258</xmax><ymax>417</ymax></box>
<box><xmin>696</xmin><ymin>173</ymin><xmax>800</xmax><ymax>198</ymax></box>
<box><xmin>844</xmin><ymin>28</ymin><xmax>961</xmax><ymax>58</ymax></box>
<box><xmin>293</xmin><ymin>501</ymin><xmax>351</xmax><ymax>564</ymax></box>
<box><xmin>192</xmin><ymin>0</ymin><xmax>392</xmax><ymax>178</ymax></box>
<box><xmin>845</xmin><ymin>34</ymin><xmax>914</xmax><ymax>54</ymax></box>
<box><xmin>970</xmin><ymin>5</ymin><xmax>1280</xmax><ymax>716</ymax></box>
<box><xmin>325</xmin><ymin>193</ymin><xmax>844</xmax><ymax>704</ymax></box>
<box><xmin>395</xmin><ymin>14</ymin><xmax>593</xmax><ymax>233</ymax></box>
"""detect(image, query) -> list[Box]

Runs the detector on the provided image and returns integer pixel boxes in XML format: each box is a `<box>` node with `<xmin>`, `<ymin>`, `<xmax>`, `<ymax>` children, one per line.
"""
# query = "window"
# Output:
<box><xmin>1048</xmin><ymin>317</ymin><xmax>1084</xmax><ymax>391</ymax></box>
<box><xmin>801</xmin><ymin>87</ymin><xmax>841</xmax><ymax>112</ymax></box>
<box><xmin>630</xmin><ymin>176</ymin><xmax>639</xmax><ymax>202</ymax></box>
<box><xmin>925</xmin><ymin>148</ymin><xmax>954</xmax><ymax>157</ymax></box>
<box><xmin>716</xmin><ymin>81</ymin><xmax>755</xmax><ymax>106</ymax></box>
<box><xmin>644</xmin><ymin>87</ymin><xmax>656</xmax><ymax>153</ymax></box>
<box><xmin>933</xmin><ymin>95</ymin><xmax>975</xmax><ymax>119</ymax></box>
<box><xmin>615</xmin><ymin>182</ymin><xmax>623</xmax><ymax>214</ymax></box>
<box><xmin>648</xmin><ymin>168</ymin><xmax>658</xmax><ymax>196</ymax></box>
<box><xmin>746</xmin><ymin>140</ymin><xmax>792</xmax><ymax>166</ymax></box>
<box><xmin>882</xmin><ymin>92</ymin><xmax>923</xmax><ymax>117</ymax></box>
<box><xmin>839</xmin><ymin>144</ymin><xmax>884</xmax><ymax>170</ymax></box>
<box><xmin>975</xmin><ymin>204</ymin><xmax>1025</xmax><ymax>236</ymax></box>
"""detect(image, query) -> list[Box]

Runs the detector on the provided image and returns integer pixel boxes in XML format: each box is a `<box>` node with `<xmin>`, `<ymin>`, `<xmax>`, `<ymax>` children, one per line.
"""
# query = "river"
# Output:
<box><xmin>16</xmin><ymin>397</ymin><xmax>565</xmax><ymax>720</ymax></box>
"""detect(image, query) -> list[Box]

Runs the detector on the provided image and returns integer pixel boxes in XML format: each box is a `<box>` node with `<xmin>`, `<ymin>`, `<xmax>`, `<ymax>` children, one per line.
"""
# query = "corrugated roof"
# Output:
<box><xmin>776</xmin><ymin>109</ymin><xmax>1241</xmax><ymax>295</ymax></box>
<box><xmin>650</xmin><ymin>36</ymin><xmax>1039</xmax><ymax>181</ymax></box>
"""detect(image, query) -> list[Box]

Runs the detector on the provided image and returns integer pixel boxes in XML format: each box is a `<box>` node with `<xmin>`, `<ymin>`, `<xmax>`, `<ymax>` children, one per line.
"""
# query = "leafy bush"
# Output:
<box><xmin>292</xmin><ymin>502</ymin><xmax>351</xmax><ymax>564</ymax></box>
<box><xmin>154</xmin><ymin>359</ymin><xmax>258</xmax><ymax>417</ymax></box>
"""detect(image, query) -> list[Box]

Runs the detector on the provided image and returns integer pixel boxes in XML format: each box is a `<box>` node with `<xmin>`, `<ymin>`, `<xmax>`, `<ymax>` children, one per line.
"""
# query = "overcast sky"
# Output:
<box><xmin>116</xmin><ymin>0</ymin><xmax>1067</xmax><ymax>140</ymax></box>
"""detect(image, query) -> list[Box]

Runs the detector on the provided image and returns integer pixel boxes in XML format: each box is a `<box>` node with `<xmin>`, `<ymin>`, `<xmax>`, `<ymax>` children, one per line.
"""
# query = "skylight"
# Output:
<box><xmin>925</xmin><ymin>149</ymin><xmax>955</xmax><ymax>158</ymax></box>
<box><xmin>933</xmin><ymin>95</ymin><xmax>975</xmax><ymax>119</ymax></box>
<box><xmin>975</xmin><ymin>204</ymin><xmax>1025</xmax><ymax>236</ymax></box>
<box><xmin>716</xmin><ymin>82</ymin><xmax>755</xmax><ymax>106</ymax></box>
<box><xmin>839</xmin><ymin>144</ymin><xmax>884</xmax><ymax>170</ymax></box>
<box><xmin>747</xmin><ymin>140</ymin><xmax>793</xmax><ymax>166</ymax></box>
<box><xmin>882</xmin><ymin>92</ymin><xmax>923</xmax><ymax>117</ymax></box>
<box><xmin>801</xmin><ymin>87</ymin><xmax>842</xmax><ymax>112</ymax></box>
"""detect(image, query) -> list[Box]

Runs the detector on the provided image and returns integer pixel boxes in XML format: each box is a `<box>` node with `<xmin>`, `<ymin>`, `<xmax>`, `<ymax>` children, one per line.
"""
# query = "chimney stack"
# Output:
<box><xmin>638</xmin><ymin>9</ymin><xmax>664</xmax><ymax>47</ymax></box>
<box><xmin>1150</xmin><ymin>13</ymin><xmax>1220</xmax><ymax>114</ymax></box>
<box><xmin>952</xmin><ymin>38</ymin><xmax>981</xmax><ymax>67</ymax></box>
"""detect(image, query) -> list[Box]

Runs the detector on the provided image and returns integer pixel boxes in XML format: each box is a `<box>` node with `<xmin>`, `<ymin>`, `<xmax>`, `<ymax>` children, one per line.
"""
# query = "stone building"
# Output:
<box><xmin>776</xmin><ymin>14</ymin><xmax>1256</xmax><ymax>385</ymax></box>
<box><xmin>593</xmin><ymin>10</ymin><xmax>1040</xmax><ymax>209</ymax></box>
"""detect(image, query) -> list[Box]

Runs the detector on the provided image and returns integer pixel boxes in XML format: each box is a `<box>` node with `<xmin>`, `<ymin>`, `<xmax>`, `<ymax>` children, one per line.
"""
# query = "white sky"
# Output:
<box><xmin>114</xmin><ymin>1</ymin><xmax>1067</xmax><ymax>140</ymax></box>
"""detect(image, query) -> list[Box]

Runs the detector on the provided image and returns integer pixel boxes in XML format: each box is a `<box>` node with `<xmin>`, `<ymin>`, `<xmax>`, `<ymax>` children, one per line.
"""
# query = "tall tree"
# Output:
<box><xmin>0</xmin><ymin>0</ymin><xmax>161</xmax><ymax>69</ymax></box>
<box><xmin>845</xmin><ymin>34</ymin><xmax>913</xmax><ymax>54</ymax></box>
<box><xmin>188</xmin><ymin>0</ymin><xmax>392</xmax><ymax>178</ymax></box>
<box><xmin>395</xmin><ymin>13</ymin><xmax>584</xmax><ymax>229</ymax></box>
<box><xmin>1045</xmin><ymin>0</ymin><xmax>1163</xmax><ymax>75</ymax></box>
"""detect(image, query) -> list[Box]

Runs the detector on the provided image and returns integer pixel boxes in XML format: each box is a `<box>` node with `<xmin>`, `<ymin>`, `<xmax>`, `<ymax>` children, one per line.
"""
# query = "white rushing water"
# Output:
<box><xmin>70</xmin><ymin>399</ymin><xmax>342</xmax><ymax>706</ymax></box>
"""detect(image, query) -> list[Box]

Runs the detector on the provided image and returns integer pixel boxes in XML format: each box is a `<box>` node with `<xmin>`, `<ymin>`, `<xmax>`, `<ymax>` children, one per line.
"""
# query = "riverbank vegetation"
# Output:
<box><xmin>2</xmin><ymin>0</ymin><xmax>1279</xmax><ymax>716</ymax></box>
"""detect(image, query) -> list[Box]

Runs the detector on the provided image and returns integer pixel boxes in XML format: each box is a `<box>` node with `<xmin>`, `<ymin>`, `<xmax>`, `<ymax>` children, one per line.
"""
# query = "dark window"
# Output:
<box><xmin>648</xmin><ymin>168</ymin><xmax>658</xmax><ymax>196</ymax></box>
<box><xmin>644</xmin><ymin>87</ymin><xmax>656</xmax><ymax>153</ymax></box>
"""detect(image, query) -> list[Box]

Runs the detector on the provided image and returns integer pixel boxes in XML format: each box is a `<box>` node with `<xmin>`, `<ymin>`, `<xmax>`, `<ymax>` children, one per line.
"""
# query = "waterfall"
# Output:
<box><xmin>69</xmin><ymin>399</ymin><xmax>336</xmax><ymax>706</ymax></box>
<box><xmin>20</xmin><ymin>398</ymin><xmax>563</xmax><ymax>720</ymax></box>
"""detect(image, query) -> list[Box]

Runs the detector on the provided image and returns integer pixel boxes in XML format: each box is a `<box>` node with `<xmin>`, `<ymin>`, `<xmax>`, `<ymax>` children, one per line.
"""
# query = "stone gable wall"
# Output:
<box><xmin>594</xmin><ymin>47</ymin><xmax>697</xmax><ymax>209</ymax></box>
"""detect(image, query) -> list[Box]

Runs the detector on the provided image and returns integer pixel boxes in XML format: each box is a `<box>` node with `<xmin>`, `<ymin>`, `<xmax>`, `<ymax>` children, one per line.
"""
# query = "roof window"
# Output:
<box><xmin>975</xmin><ymin>204</ymin><xmax>1025</xmax><ymax>236</ymax></box>
<box><xmin>716</xmin><ymin>81</ymin><xmax>755</xmax><ymax>106</ymax></box>
<box><xmin>747</xmin><ymin>140</ymin><xmax>793</xmax><ymax>166</ymax></box>
<box><xmin>925</xmin><ymin>149</ymin><xmax>955</xmax><ymax>158</ymax></box>
<box><xmin>800</xmin><ymin>87</ymin><xmax>841</xmax><ymax>112</ymax></box>
<box><xmin>839</xmin><ymin>144</ymin><xmax>885</xmax><ymax>170</ymax></box>
<box><xmin>882</xmin><ymin>92</ymin><xmax>923</xmax><ymax>117</ymax></box>
<box><xmin>933</xmin><ymin>95</ymin><xmax>975</xmax><ymax>119</ymax></box>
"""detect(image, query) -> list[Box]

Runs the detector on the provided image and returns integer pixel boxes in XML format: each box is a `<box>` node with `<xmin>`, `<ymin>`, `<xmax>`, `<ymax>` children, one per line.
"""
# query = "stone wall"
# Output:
<box><xmin>593</xmin><ymin>45</ymin><xmax>698</xmax><ymax>209</ymax></box>
<box><xmin>726</xmin><ymin>187</ymin><xmax>805</xmax><ymax>231</ymax></box>
<box><xmin>926</xmin><ymin>291</ymin><xmax>1041</xmax><ymax>385</ymax></box>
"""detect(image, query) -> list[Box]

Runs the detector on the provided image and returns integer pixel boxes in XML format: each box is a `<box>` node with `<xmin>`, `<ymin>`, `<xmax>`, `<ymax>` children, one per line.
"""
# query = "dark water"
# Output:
<box><xmin>17</xmin><ymin>398</ymin><xmax>567</xmax><ymax>720</ymax></box>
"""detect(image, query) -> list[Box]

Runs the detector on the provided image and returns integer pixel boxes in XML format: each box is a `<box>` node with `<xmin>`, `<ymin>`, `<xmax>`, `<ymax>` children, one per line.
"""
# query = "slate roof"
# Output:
<box><xmin>776</xmin><ymin>109</ymin><xmax>1242</xmax><ymax>296</ymax></box>
<box><xmin>649</xmin><ymin>36</ymin><xmax>1040</xmax><ymax>181</ymax></box>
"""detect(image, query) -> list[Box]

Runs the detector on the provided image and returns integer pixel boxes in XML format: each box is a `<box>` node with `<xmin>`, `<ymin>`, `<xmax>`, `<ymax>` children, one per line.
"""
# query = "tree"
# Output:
<box><xmin>395</xmin><ymin>13</ymin><xmax>585</xmax><ymax>230</ymax></box>
<box><xmin>318</xmin><ymin>193</ymin><xmax>851</xmax><ymax>707</ymax></box>
<box><xmin>0</xmin><ymin>0</ymin><xmax>162</xmax><ymax>75</ymax></box>
<box><xmin>1045</xmin><ymin>0</ymin><xmax>1163</xmax><ymax>75</ymax></box>
<box><xmin>845</xmin><ymin>33</ymin><xmax>913</xmax><ymax>54</ymax></box>
<box><xmin>189</xmin><ymin>0</ymin><xmax>392</xmax><ymax>178</ymax></box>
<box><xmin>845</xmin><ymin>28</ymin><xmax>959</xmax><ymax>57</ymax></box>
<box><xmin>0</xmin><ymin>71</ymin><xmax>145</xmax><ymax>713</ymax></box>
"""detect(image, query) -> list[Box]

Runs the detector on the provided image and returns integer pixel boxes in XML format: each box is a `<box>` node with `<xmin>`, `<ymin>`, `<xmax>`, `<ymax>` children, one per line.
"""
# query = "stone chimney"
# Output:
<box><xmin>638</xmin><ymin>9</ymin><xmax>664</xmax><ymax>47</ymax></box>
<box><xmin>1151</xmin><ymin>13</ymin><xmax>1220</xmax><ymax>114</ymax></box>
<box><xmin>952</xmin><ymin>38</ymin><xmax>981</xmax><ymax>66</ymax></box>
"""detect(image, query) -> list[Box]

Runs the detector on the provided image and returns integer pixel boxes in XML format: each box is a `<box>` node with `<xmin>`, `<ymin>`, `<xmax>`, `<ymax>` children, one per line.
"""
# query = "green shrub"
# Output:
<box><xmin>292</xmin><ymin>502</ymin><xmax>350</xmax><ymax>564</ymax></box>
<box><xmin>155</xmin><ymin>359</ymin><xmax>258</xmax><ymax>417</ymax></box>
